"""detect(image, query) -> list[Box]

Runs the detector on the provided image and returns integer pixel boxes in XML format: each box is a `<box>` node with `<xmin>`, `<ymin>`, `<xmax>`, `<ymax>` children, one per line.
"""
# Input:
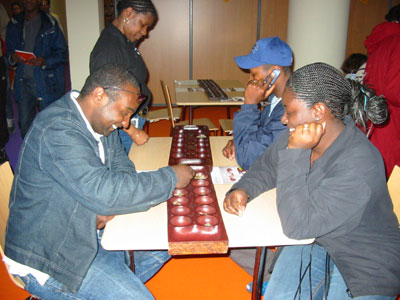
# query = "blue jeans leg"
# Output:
<box><xmin>134</xmin><ymin>250</ymin><xmax>171</xmax><ymax>283</ymax></box>
<box><xmin>118</xmin><ymin>116</ymin><xmax>147</xmax><ymax>153</ymax></box>
<box><xmin>138</xmin><ymin>115</ymin><xmax>146</xmax><ymax>129</ymax></box>
<box><xmin>264</xmin><ymin>244</ymin><xmax>396</xmax><ymax>300</ymax></box>
<box><xmin>326</xmin><ymin>263</ymin><xmax>395</xmax><ymax>300</ymax></box>
<box><xmin>264</xmin><ymin>244</ymin><xmax>326</xmax><ymax>299</ymax></box>
<box><xmin>3</xmin><ymin>58</ymin><xmax>14</xmax><ymax>120</ymax></box>
<box><xmin>17</xmin><ymin>78</ymin><xmax>38</xmax><ymax>138</ymax></box>
<box><xmin>19</xmin><ymin>241</ymin><xmax>159</xmax><ymax>299</ymax></box>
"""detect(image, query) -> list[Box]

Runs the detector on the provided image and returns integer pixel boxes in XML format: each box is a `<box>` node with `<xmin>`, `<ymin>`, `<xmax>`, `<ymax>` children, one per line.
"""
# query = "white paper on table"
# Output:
<box><xmin>211</xmin><ymin>166</ymin><xmax>247</xmax><ymax>184</ymax></box>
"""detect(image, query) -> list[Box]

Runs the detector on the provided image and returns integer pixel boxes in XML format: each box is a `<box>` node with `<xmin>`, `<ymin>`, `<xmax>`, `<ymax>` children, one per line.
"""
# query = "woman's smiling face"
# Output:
<box><xmin>123</xmin><ymin>11</ymin><xmax>155</xmax><ymax>42</ymax></box>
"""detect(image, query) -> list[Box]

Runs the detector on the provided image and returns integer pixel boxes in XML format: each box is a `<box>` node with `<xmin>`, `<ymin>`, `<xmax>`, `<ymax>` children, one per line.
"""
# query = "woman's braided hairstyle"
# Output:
<box><xmin>286</xmin><ymin>62</ymin><xmax>387</xmax><ymax>134</ymax></box>
<box><xmin>116</xmin><ymin>0</ymin><xmax>158</xmax><ymax>18</ymax></box>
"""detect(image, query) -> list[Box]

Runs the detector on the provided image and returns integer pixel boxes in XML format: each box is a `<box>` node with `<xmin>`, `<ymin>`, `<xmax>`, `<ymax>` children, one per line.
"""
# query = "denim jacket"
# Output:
<box><xmin>6</xmin><ymin>11</ymin><xmax>68</xmax><ymax>107</ymax></box>
<box><xmin>233</xmin><ymin>96</ymin><xmax>286</xmax><ymax>170</ymax></box>
<box><xmin>5</xmin><ymin>92</ymin><xmax>178</xmax><ymax>292</ymax></box>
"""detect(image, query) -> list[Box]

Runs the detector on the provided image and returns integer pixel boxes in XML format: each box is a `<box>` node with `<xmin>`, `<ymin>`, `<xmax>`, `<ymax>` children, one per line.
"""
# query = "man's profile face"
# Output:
<box><xmin>91</xmin><ymin>84</ymin><xmax>141</xmax><ymax>136</ymax></box>
<box><xmin>249</xmin><ymin>65</ymin><xmax>269</xmax><ymax>83</ymax></box>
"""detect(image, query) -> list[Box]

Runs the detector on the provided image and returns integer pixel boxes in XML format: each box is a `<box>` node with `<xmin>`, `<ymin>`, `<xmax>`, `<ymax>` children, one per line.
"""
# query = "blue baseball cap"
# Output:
<box><xmin>234</xmin><ymin>36</ymin><xmax>293</xmax><ymax>69</ymax></box>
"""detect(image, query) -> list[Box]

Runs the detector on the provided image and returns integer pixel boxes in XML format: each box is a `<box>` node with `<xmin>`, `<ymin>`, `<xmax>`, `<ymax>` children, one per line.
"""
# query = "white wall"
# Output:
<box><xmin>65</xmin><ymin>0</ymin><xmax>104</xmax><ymax>91</ymax></box>
<box><xmin>287</xmin><ymin>0</ymin><xmax>350</xmax><ymax>70</ymax></box>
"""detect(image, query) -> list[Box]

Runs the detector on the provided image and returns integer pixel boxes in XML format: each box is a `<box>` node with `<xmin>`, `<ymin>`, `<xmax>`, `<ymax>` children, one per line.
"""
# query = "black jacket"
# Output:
<box><xmin>89</xmin><ymin>24</ymin><xmax>151</xmax><ymax>113</ymax></box>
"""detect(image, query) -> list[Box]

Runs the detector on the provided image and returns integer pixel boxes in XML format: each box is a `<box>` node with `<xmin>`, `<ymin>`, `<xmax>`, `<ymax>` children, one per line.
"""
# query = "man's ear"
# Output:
<box><xmin>92</xmin><ymin>87</ymin><xmax>108</xmax><ymax>105</ymax></box>
<box><xmin>312</xmin><ymin>102</ymin><xmax>327</xmax><ymax>121</ymax></box>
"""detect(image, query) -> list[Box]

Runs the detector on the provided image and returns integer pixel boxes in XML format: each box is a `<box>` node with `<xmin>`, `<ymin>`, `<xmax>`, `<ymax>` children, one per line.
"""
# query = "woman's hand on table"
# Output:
<box><xmin>123</xmin><ymin>126</ymin><xmax>149</xmax><ymax>146</ymax></box>
<box><xmin>222</xmin><ymin>139</ymin><xmax>235</xmax><ymax>160</ymax></box>
<box><xmin>171</xmin><ymin>165</ymin><xmax>195</xmax><ymax>188</ymax></box>
<box><xmin>223</xmin><ymin>188</ymin><xmax>248</xmax><ymax>216</ymax></box>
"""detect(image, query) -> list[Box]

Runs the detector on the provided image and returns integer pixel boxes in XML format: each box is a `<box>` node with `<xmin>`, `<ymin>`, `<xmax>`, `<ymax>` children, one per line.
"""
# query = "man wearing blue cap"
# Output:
<box><xmin>222</xmin><ymin>36</ymin><xmax>293</xmax><ymax>170</ymax></box>
<box><xmin>223</xmin><ymin>36</ymin><xmax>293</xmax><ymax>295</ymax></box>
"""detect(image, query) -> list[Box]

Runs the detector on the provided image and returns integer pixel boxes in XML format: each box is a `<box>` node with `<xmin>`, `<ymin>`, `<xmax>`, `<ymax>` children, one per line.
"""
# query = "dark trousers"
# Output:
<box><xmin>0</xmin><ymin>57</ymin><xmax>9</xmax><ymax>148</ymax></box>
<box><xmin>17</xmin><ymin>78</ymin><xmax>44</xmax><ymax>138</ymax></box>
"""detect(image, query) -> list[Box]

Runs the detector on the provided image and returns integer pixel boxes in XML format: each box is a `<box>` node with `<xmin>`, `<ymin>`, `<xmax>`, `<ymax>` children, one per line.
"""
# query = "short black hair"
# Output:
<box><xmin>116</xmin><ymin>0</ymin><xmax>157</xmax><ymax>19</ymax></box>
<box><xmin>80</xmin><ymin>64</ymin><xmax>139</xmax><ymax>101</ymax></box>
<box><xmin>385</xmin><ymin>4</ymin><xmax>400</xmax><ymax>22</ymax></box>
<box><xmin>341</xmin><ymin>53</ymin><xmax>367</xmax><ymax>74</ymax></box>
<box><xmin>11</xmin><ymin>1</ymin><xmax>22</xmax><ymax>9</ymax></box>
<box><xmin>262</xmin><ymin>64</ymin><xmax>293</xmax><ymax>76</ymax></box>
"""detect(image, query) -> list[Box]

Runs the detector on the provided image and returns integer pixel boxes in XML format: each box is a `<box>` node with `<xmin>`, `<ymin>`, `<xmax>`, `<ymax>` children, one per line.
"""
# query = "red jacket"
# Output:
<box><xmin>364</xmin><ymin>22</ymin><xmax>400</xmax><ymax>178</ymax></box>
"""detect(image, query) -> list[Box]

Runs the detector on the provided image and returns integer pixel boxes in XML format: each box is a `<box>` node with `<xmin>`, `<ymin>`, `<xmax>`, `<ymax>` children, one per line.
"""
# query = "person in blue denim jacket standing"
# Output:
<box><xmin>4</xmin><ymin>64</ymin><xmax>194</xmax><ymax>299</ymax></box>
<box><xmin>6</xmin><ymin>0</ymin><xmax>68</xmax><ymax>138</ymax></box>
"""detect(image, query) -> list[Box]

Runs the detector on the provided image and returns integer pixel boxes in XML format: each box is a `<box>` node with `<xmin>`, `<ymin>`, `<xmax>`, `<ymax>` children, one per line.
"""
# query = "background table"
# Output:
<box><xmin>174</xmin><ymin>80</ymin><xmax>245</xmax><ymax>124</ymax></box>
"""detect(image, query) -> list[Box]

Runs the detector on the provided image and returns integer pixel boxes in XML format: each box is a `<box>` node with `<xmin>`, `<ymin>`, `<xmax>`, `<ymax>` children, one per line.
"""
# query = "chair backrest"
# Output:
<box><xmin>388</xmin><ymin>165</ymin><xmax>400</xmax><ymax>223</ymax></box>
<box><xmin>0</xmin><ymin>162</ymin><xmax>13</xmax><ymax>249</ymax></box>
<box><xmin>0</xmin><ymin>162</ymin><xmax>25</xmax><ymax>289</ymax></box>
<box><xmin>160</xmin><ymin>80</ymin><xmax>176</xmax><ymax>128</ymax></box>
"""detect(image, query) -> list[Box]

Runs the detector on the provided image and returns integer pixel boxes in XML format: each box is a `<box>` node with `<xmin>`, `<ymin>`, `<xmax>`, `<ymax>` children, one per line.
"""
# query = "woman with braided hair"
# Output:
<box><xmin>224</xmin><ymin>62</ymin><xmax>400</xmax><ymax>299</ymax></box>
<box><xmin>90</xmin><ymin>0</ymin><xmax>158</xmax><ymax>152</ymax></box>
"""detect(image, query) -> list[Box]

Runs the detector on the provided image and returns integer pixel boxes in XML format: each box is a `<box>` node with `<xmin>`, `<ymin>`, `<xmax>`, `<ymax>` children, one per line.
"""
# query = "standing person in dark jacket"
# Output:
<box><xmin>6</xmin><ymin>0</ymin><xmax>68</xmax><ymax>138</ymax></box>
<box><xmin>90</xmin><ymin>0</ymin><xmax>157</xmax><ymax>153</ymax></box>
<box><xmin>222</xmin><ymin>36</ymin><xmax>292</xmax><ymax>170</ymax></box>
<box><xmin>224</xmin><ymin>62</ymin><xmax>400</xmax><ymax>299</ymax></box>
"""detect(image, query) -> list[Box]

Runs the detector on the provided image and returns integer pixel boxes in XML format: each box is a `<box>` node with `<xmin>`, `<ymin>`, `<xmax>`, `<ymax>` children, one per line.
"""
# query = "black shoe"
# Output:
<box><xmin>0</xmin><ymin>148</ymin><xmax>9</xmax><ymax>164</ymax></box>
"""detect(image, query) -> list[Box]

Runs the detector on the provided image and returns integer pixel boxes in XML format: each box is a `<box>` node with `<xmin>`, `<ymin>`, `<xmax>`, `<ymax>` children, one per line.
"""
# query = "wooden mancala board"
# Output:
<box><xmin>167</xmin><ymin>125</ymin><xmax>229</xmax><ymax>255</ymax></box>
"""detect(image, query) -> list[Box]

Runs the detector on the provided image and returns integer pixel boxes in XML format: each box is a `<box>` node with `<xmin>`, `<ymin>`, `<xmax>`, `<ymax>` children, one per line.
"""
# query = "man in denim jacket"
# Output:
<box><xmin>4</xmin><ymin>64</ymin><xmax>193</xmax><ymax>299</ymax></box>
<box><xmin>6</xmin><ymin>0</ymin><xmax>68</xmax><ymax>138</ymax></box>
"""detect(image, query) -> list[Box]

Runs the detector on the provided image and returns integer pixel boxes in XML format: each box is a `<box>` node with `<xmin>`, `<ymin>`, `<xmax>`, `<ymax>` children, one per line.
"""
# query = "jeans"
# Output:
<box><xmin>264</xmin><ymin>244</ymin><xmax>395</xmax><ymax>300</ymax></box>
<box><xmin>3</xmin><ymin>58</ymin><xmax>14</xmax><ymax>120</ymax></box>
<box><xmin>17</xmin><ymin>78</ymin><xmax>44</xmax><ymax>138</ymax></box>
<box><xmin>119</xmin><ymin>115</ymin><xmax>147</xmax><ymax>153</ymax></box>
<box><xmin>0</xmin><ymin>57</ymin><xmax>9</xmax><ymax>148</ymax></box>
<box><xmin>18</xmin><ymin>238</ymin><xmax>170</xmax><ymax>299</ymax></box>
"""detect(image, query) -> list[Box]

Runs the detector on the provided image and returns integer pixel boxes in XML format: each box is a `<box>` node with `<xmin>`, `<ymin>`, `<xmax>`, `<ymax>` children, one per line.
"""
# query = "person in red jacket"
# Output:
<box><xmin>363</xmin><ymin>4</ymin><xmax>400</xmax><ymax>178</ymax></box>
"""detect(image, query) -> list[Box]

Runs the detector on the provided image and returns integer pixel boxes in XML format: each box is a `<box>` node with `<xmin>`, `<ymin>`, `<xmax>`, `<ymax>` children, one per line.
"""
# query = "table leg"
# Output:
<box><xmin>129</xmin><ymin>250</ymin><xmax>135</xmax><ymax>273</ymax></box>
<box><xmin>181</xmin><ymin>106</ymin><xmax>186</xmax><ymax>121</ymax></box>
<box><xmin>189</xmin><ymin>107</ymin><xmax>193</xmax><ymax>125</ymax></box>
<box><xmin>251</xmin><ymin>246</ymin><xmax>267</xmax><ymax>300</ymax></box>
